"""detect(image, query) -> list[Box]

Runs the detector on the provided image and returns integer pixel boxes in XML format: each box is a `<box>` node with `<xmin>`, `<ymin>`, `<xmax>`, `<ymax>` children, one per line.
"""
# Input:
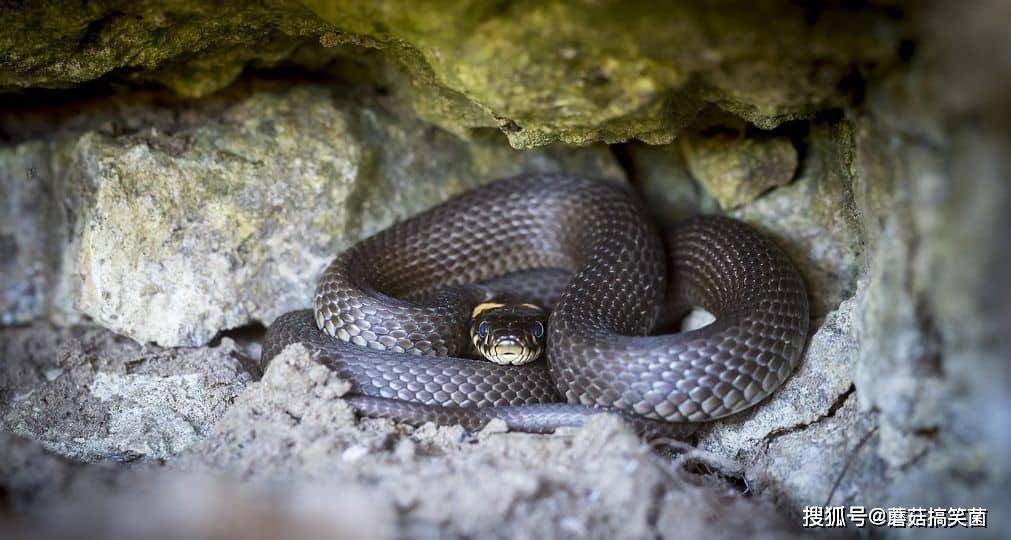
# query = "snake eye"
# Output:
<box><xmin>477</xmin><ymin>321</ymin><xmax>490</xmax><ymax>338</ymax></box>
<box><xmin>530</xmin><ymin>321</ymin><xmax>544</xmax><ymax>338</ymax></box>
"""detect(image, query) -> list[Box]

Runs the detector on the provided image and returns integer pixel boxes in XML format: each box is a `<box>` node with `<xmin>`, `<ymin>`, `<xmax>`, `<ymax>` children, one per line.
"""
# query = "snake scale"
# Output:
<box><xmin>262</xmin><ymin>174</ymin><xmax>809</xmax><ymax>435</ymax></box>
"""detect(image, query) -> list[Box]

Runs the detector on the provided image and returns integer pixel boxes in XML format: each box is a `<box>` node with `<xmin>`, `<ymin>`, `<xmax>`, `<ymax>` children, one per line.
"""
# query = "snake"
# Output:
<box><xmin>261</xmin><ymin>174</ymin><xmax>809</xmax><ymax>435</ymax></box>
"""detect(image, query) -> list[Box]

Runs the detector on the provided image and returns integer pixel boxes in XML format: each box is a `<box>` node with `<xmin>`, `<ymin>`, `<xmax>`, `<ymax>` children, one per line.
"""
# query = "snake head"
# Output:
<box><xmin>469</xmin><ymin>302</ymin><xmax>547</xmax><ymax>365</ymax></box>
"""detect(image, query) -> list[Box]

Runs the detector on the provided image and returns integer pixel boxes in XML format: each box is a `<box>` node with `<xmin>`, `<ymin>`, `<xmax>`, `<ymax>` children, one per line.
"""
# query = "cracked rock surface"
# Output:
<box><xmin>1</xmin><ymin>322</ymin><xmax>254</xmax><ymax>462</ymax></box>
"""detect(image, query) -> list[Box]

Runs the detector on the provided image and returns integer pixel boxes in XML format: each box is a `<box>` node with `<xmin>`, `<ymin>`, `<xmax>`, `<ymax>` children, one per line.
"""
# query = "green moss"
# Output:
<box><xmin>1</xmin><ymin>0</ymin><xmax>897</xmax><ymax>147</ymax></box>
<box><xmin>0</xmin><ymin>0</ymin><xmax>332</xmax><ymax>96</ymax></box>
<box><xmin>681</xmin><ymin>133</ymin><xmax>798</xmax><ymax>209</ymax></box>
<box><xmin>301</xmin><ymin>1</ymin><xmax>895</xmax><ymax>147</ymax></box>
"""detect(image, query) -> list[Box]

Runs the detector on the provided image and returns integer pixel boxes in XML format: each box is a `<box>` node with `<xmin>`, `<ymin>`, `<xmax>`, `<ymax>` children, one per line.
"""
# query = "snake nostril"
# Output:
<box><xmin>493</xmin><ymin>340</ymin><xmax>522</xmax><ymax>357</ymax></box>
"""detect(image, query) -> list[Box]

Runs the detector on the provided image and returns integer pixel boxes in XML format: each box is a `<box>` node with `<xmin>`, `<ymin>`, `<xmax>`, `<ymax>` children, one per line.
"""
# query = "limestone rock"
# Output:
<box><xmin>1</xmin><ymin>86</ymin><xmax>621</xmax><ymax>346</ymax></box>
<box><xmin>0</xmin><ymin>323</ymin><xmax>252</xmax><ymax>463</ymax></box>
<box><xmin>681</xmin><ymin>133</ymin><xmax>799</xmax><ymax>210</ymax></box>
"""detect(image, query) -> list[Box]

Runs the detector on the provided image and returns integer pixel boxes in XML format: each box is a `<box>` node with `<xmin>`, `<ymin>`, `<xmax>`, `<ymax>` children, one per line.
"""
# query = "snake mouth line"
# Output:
<box><xmin>470</xmin><ymin>303</ymin><xmax>547</xmax><ymax>366</ymax></box>
<box><xmin>486</xmin><ymin>339</ymin><xmax>536</xmax><ymax>365</ymax></box>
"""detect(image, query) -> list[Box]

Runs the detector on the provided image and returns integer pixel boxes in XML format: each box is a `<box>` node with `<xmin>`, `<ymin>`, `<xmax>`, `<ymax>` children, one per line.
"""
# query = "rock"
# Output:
<box><xmin>627</xmin><ymin>142</ymin><xmax>718</xmax><ymax>229</ymax></box>
<box><xmin>732</xmin><ymin>122</ymin><xmax>864</xmax><ymax>318</ymax></box>
<box><xmin>1</xmin><ymin>342</ymin><xmax>808</xmax><ymax>539</ymax></box>
<box><xmin>652</xmin><ymin>107</ymin><xmax>996</xmax><ymax>521</ymax></box>
<box><xmin>699</xmin><ymin>295</ymin><xmax>859</xmax><ymax>459</ymax></box>
<box><xmin>0</xmin><ymin>137</ymin><xmax>77</xmax><ymax>326</ymax></box>
<box><xmin>0</xmin><ymin>431</ymin><xmax>394</xmax><ymax>540</ymax></box>
<box><xmin>641</xmin><ymin>122</ymin><xmax>863</xmax><ymax>318</ymax></box>
<box><xmin>0</xmin><ymin>431</ymin><xmax>84</xmax><ymax>513</ymax></box>
<box><xmin>0</xmin><ymin>86</ymin><xmax>621</xmax><ymax>346</ymax></box>
<box><xmin>716</xmin><ymin>8</ymin><xmax>1010</xmax><ymax>527</ymax></box>
<box><xmin>681</xmin><ymin>132</ymin><xmax>799</xmax><ymax>209</ymax></box>
<box><xmin>0</xmin><ymin>2</ymin><xmax>334</xmax><ymax>97</ymax></box>
<box><xmin>1</xmin><ymin>2</ymin><xmax>899</xmax><ymax>147</ymax></box>
<box><xmin>696</xmin><ymin>294</ymin><xmax>877</xmax><ymax>513</ymax></box>
<box><xmin>749</xmin><ymin>394</ymin><xmax>880</xmax><ymax>513</ymax></box>
<box><xmin>0</xmin><ymin>322</ymin><xmax>252</xmax><ymax>463</ymax></box>
<box><xmin>846</xmin><ymin>69</ymin><xmax>1011</xmax><ymax>533</ymax></box>
<box><xmin>647</xmin><ymin>37</ymin><xmax>1011</xmax><ymax>525</ymax></box>
<box><xmin>183</xmin><ymin>346</ymin><xmax>812</xmax><ymax>539</ymax></box>
<box><xmin>634</xmin><ymin>128</ymin><xmax>853</xmax><ymax>318</ymax></box>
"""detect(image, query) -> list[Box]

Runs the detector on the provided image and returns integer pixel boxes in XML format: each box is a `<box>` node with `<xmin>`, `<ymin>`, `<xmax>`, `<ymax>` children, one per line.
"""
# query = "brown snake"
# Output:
<box><xmin>262</xmin><ymin>174</ymin><xmax>809</xmax><ymax>435</ymax></box>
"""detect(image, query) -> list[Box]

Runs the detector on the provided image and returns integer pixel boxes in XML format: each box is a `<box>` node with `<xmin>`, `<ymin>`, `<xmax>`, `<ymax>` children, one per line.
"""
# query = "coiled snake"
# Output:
<box><xmin>262</xmin><ymin>175</ymin><xmax>809</xmax><ymax>435</ymax></box>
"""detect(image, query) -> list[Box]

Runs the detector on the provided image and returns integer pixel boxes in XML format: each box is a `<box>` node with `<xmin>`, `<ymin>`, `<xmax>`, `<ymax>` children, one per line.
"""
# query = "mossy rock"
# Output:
<box><xmin>1</xmin><ymin>1</ymin><xmax>898</xmax><ymax>148</ymax></box>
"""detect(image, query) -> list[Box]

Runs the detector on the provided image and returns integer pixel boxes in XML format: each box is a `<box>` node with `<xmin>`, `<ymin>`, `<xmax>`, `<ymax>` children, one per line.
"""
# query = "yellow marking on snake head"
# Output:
<box><xmin>472</xmin><ymin>302</ymin><xmax>505</xmax><ymax>319</ymax></box>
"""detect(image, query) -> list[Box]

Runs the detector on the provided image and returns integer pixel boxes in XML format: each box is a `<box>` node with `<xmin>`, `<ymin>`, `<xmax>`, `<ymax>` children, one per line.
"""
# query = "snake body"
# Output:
<box><xmin>262</xmin><ymin>174</ymin><xmax>809</xmax><ymax>433</ymax></box>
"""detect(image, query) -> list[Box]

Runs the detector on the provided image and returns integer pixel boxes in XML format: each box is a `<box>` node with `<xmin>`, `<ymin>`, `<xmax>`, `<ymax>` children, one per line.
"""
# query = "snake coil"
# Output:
<box><xmin>262</xmin><ymin>174</ymin><xmax>809</xmax><ymax>434</ymax></box>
